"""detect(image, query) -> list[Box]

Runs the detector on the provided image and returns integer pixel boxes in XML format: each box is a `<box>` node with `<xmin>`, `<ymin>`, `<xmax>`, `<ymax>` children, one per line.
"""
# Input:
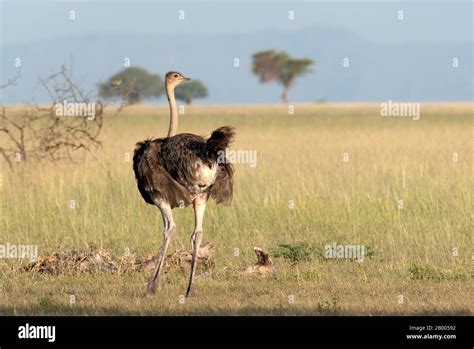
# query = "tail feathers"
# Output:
<box><xmin>132</xmin><ymin>140</ymin><xmax>155</xmax><ymax>205</ymax></box>
<box><xmin>206</xmin><ymin>126</ymin><xmax>236</xmax><ymax>153</ymax></box>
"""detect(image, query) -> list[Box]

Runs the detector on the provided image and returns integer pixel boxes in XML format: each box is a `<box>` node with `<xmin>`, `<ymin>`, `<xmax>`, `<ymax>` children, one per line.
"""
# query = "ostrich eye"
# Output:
<box><xmin>173</xmin><ymin>74</ymin><xmax>178</xmax><ymax>78</ymax></box>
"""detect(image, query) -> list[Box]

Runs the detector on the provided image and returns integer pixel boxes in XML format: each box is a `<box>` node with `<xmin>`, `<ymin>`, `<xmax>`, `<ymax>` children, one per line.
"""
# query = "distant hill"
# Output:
<box><xmin>1</xmin><ymin>26</ymin><xmax>472</xmax><ymax>103</ymax></box>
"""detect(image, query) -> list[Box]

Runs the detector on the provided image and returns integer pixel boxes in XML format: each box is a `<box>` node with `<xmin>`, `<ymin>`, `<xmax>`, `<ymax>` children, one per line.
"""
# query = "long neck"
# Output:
<box><xmin>166</xmin><ymin>83</ymin><xmax>178</xmax><ymax>137</ymax></box>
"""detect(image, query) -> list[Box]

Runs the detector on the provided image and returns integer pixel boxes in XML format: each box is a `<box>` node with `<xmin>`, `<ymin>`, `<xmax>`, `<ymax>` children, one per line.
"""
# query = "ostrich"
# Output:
<box><xmin>133</xmin><ymin>71</ymin><xmax>235</xmax><ymax>297</ymax></box>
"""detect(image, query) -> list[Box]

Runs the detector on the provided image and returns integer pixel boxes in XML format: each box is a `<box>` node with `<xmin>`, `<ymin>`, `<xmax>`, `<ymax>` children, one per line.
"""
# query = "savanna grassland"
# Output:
<box><xmin>0</xmin><ymin>103</ymin><xmax>472</xmax><ymax>315</ymax></box>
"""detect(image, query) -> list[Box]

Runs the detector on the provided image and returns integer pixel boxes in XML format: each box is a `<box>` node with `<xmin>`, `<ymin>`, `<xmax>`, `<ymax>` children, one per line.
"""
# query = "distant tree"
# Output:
<box><xmin>252</xmin><ymin>50</ymin><xmax>313</xmax><ymax>103</ymax></box>
<box><xmin>98</xmin><ymin>67</ymin><xmax>164</xmax><ymax>104</ymax></box>
<box><xmin>175</xmin><ymin>80</ymin><xmax>208</xmax><ymax>104</ymax></box>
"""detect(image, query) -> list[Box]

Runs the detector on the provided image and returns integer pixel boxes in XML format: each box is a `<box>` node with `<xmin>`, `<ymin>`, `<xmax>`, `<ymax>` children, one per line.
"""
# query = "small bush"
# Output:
<box><xmin>365</xmin><ymin>246</ymin><xmax>376</xmax><ymax>258</ymax></box>
<box><xmin>409</xmin><ymin>263</ymin><xmax>468</xmax><ymax>281</ymax></box>
<box><xmin>316</xmin><ymin>297</ymin><xmax>339</xmax><ymax>315</ymax></box>
<box><xmin>270</xmin><ymin>242</ymin><xmax>314</xmax><ymax>264</ymax></box>
<box><xmin>39</xmin><ymin>297</ymin><xmax>56</xmax><ymax>309</ymax></box>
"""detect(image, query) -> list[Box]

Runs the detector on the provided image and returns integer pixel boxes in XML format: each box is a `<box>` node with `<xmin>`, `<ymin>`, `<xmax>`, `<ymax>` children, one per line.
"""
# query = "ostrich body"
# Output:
<box><xmin>133</xmin><ymin>71</ymin><xmax>235</xmax><ymax>296</ymax></box>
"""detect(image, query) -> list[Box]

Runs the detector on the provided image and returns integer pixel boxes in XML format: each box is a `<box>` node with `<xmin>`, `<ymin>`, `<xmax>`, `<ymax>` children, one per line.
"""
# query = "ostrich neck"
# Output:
<box><xmin>166</xmin><ymin>84</ymin><xmax>178</xmax><ymax>137</ymax></box>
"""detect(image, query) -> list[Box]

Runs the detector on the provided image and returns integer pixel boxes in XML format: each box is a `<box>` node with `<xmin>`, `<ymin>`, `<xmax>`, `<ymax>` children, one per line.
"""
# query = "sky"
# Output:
<box><xmin>0</xmin><ymin>0</ymin><xmax>472</xmax><ymax>103</ymax></box>
<box><xmin>1</xmin><ymin>0</ymin><xmax>472</xmax><ymax>46</ymax></box>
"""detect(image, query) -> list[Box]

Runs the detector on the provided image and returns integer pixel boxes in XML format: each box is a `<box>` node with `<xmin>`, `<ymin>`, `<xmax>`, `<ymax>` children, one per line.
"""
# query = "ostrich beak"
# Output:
<box><xmin>183</xmin><ymin>77</ymin><xmax>191</xmax><ymax>81</ymax></box>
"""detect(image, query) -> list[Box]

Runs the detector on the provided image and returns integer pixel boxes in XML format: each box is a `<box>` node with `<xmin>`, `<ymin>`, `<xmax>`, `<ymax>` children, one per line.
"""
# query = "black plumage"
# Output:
<box><xmin>133</xmin><ymin>126</ymin><xmax>235</xmax><ymax>208</ymax></box>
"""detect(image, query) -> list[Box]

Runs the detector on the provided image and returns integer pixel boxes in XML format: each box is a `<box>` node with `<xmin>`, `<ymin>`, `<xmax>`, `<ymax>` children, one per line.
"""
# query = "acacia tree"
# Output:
<box><xmin>252</xmin><ymin>50</ymin><xmax>313</xmax><ymax>103</ymax></box>
<box><xmin>175</xmin><ymin>80</ymin><xmax>208</xmax><ymax>104</ymax></box>
<box><xmin>98</xmin><ymin>67</ymin><xmax>164</xmax><ymax>104</ymax></box>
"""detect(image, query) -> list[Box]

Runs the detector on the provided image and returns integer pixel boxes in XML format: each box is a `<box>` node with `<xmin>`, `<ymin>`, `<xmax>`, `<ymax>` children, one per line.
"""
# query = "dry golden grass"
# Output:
<box><xmin>0</xmin><ymin>103</ymin><xmax>472</xmax><ymax>315</ymax></box>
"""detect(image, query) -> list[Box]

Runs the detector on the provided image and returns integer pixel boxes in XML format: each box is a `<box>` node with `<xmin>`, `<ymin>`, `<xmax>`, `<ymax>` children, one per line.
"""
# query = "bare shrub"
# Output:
<box><xmin>0</xmin><ymin>65</ymin><xmax>133</xmax><ymax>167</ymax></box>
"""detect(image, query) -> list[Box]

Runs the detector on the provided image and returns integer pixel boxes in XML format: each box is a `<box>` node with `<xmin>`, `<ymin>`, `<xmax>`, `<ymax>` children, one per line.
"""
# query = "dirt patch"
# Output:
<box><xmin>22</xmin><ymin>242</ymin><xmax>214</xmax><ymax>275</ymax></box>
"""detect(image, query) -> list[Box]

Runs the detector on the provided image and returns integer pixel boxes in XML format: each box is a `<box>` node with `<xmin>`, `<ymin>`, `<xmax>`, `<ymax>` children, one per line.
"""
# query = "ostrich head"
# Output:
<box><xmin>165</xmin><ymin>71</ymin><xmax>191</xmax><ymax>88</ymax></box>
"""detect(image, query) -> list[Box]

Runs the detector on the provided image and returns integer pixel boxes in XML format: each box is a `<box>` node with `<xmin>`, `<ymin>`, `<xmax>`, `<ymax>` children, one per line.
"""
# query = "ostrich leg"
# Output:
<box><xmin>185</xmin><ymin>193</ymin><xmax>207</xmax><ymax>297</ymax></box>
<box><xmin>146</xmin><ymin>201</ymin><xmax>176</xmax><ymax>295</ymax></box>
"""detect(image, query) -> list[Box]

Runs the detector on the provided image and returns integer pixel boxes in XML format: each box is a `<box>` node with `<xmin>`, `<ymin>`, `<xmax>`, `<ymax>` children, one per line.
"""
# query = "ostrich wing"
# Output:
<box><xmin>161</xmin><ymin>132</ymin><xmax>234</xmax><ymax>205</ymax></box>
<box><xmin>134</xmin><ymin>128</ymin><xmax>235</xmax><ymax>208</ymax></box>
<box><xmin>133</xmin><ymin>139</ymin><xmax>193</xmax><ymax>208</ymax></box>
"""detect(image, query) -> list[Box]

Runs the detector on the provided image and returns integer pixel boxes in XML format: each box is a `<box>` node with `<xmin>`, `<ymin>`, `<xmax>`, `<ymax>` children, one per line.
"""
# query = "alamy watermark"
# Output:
<box><xmin>0</xmin><ymin>243</ymin><xmax>38</xmax><ymax>261</ymax></box>
<box><xmin>324</xmin><ymin>243</ymin><xmax>365</xmax><ymax>262</ymax></box>
<box><xmin>380</xmin><ymin>100</ymin><xmax>420</xmax><ymax>120</ymax></box>
<box><xmin>218</xmin><ymin>148</ymin><xmax>257</xmax><ymax>168</ymax></box>
<box><xmin>55</xmin><ymin>100</ymin><xmax>96</xmax><ymax>120</ymax></box>
<box><xmin>18</xmin><ymin>323</ymin><xmax>55</xmax><ymax>343</ymax></box>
